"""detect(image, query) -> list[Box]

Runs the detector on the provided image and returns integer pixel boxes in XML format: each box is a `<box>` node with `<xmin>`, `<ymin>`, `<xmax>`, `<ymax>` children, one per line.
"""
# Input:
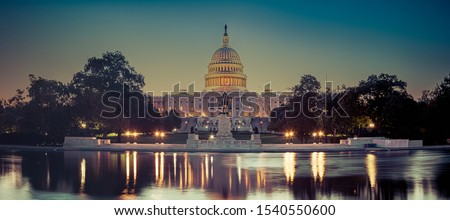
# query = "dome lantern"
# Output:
<box><xmin>223</xmin><ymin>24</ymin><xmax>229</xmax><ymax>45</ymax></box>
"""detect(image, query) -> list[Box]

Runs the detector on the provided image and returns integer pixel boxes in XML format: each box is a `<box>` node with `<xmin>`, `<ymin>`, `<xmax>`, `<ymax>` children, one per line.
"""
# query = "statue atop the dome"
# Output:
<box><xmin>223</xmin><ymin>24</ymin><xmax>229</xmax><ymax>44</ymax></box>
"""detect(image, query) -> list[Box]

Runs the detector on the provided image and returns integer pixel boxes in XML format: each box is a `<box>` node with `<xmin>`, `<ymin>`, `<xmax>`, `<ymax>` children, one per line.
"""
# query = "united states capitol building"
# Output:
<box><xmin>152</xmin><ymin>25</ymin><xmax>290</xmax><ymax>133</ymax></box>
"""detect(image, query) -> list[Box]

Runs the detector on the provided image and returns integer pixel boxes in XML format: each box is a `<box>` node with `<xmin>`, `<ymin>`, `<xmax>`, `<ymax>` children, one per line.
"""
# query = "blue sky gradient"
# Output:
<box><xmin>1</xmin><ymin>0</ymin><xmax>450</xmax><ymax>98</ymax></box>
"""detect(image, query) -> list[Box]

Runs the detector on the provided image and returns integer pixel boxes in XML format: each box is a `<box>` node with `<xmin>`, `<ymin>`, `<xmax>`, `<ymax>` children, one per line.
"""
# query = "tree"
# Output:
<box><xmin>269</xmin><ymin>74</ymin><xmax>321</xmax><ymax>142</ymax></box>
<box><xmin>28</xmin><ymin>75</ymin><xmax>70</xmax><ymax>108</ymax></box>
<box><xmin>22</xmin><ymin>75</ymin><xmax>72</xmax><ymax>145</ymax></box>
<box><xmin>381</xmin><ymin>94</ymin><xmax>422</xmax><ymax>139</ymax></box>
<box><xmin>0</xmin><ymin>99</ymin><xmax>8</xmax><ymax>133</ymax></box>
<box><xmin>424</xmin><ymin>73</ymin><xmax>450</xmax><ymax>144</ymax></box>
<box><xmin>0</xmin><ymin>90</ymin><xmax>27</xmax><ymax>133</ymax></box>
<box><xmin>72</xmin><ymin>51</ymin><xmax>145</xmax><ymax>93</ymax></box>
<box><xmin>356</xmin><ymin>73</ymin><xmax>408</xmax><ymax>136</ymax></box>
<box><xmin>6</xmin><ymin>89</ymin><xmax>27</xmax><ymax>109</ymax></box>
<box><xmin>70</xmin><ymin>51</ymin><xmax>145</xmax><ymax>142</ymax></box>
<box><xmin>324</xmin><ymin>85</ymin><xmax>356</xmax><ymax>139</ymax></box>
<box><xmin>293</xmin><ymin>74</ymin><xmax>321</xmax><ymax>97</ymax></box>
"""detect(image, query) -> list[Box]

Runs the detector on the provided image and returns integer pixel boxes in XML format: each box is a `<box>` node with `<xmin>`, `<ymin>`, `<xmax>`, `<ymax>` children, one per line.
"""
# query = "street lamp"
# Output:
<box><xmin>154</xmin><ymin>131</ymin><xmax>160</xmax><ymax>144</ymax></box>
<box><xmin>318</xmin><ymin>131</ymin><xmax>324</xmax><ymax>144</ymax></box>
<box><xmin>160</xmin><ymin>132</ymin><xmax>165</xmax><ymax>144</ymax></box>
<box><xmin>312</xmin><ymin>132</ymin><xmax>317</xmax><ymax>144</ymax></box>
<box><xmin>289</xmin><ymin>131</ymin><xmax>294</xmax><ymax>144</ymax></box>
<box><xmin>369</xmin><ymin>123</ymin><xmax>375</xmax><ymax>129</ymax></box>
<box><xmin>285</xmin><ymin>131</ymin><xmax>294</xmax><ymax>144</ymax></box>
<box><xmin>260</xmin><ymin>121</ymin><xmax>263</xmax><ymax>133</ymax></box>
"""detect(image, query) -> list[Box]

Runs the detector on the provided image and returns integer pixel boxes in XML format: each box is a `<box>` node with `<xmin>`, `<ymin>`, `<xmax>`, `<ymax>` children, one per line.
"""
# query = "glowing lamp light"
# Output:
<box><xmin>81</xmin><ymin>123</ymin><xmax>87</xmax><ymax>129</ymax></box>
<box><xmin>209</xmin><ymin>134</ymin><xmax>214</xmax><ymax>140</ymax></box>
<box><xmin>369</xmin><ymin>123</ymin><xmax>375</xmax><ymax>128</ymax></box>
<box><xmin>155</xmin><ymin>131</ymin><xmax>160</xmax><ymax>137</ymax></box>
<box><xmin>125</xmin><ymin>131</ymin><xmax>131</xmax><ymax>137</ymax></box>
<box><xmin>312</xmin><ymin>132</ymin><xmax>317</xmax><ymax>137</ymax></box>
<box><xmin>289</xmin><ymin>131</ymin><xmax>294</xmax><ymax>137</ymax></box>
<box><xmin>318</xmin><ymin>131</ymin><xmax>324</xmax><ymax>137</ymax></box>
<box><xmin>133</xmin><ymin>132</ymin><xmax>138</xmax><ymax>137</ymax></box>
<box><xmin>160</xmin><ymin>132</ymin><xmax>165</xmax><ymax>137</ymax></box>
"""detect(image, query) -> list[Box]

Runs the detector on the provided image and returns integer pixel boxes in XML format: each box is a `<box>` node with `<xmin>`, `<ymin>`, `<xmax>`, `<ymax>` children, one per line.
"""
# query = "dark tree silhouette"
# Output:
<box><xmin>269</xmin><ymin>74</ymin><xmax>322</xmax><ymax>143</ymax></box>
<box><xmin>70</xmin><ymin>51</ymin><xmax>145</xmax><ymax>142</ymax></box>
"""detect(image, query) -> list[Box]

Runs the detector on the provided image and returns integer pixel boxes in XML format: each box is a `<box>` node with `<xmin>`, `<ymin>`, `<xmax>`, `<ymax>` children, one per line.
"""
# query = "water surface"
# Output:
<box><xmin>1</xmin><ymin>149</ymin><xmax>449</xmax><ymax>199</ymax></box>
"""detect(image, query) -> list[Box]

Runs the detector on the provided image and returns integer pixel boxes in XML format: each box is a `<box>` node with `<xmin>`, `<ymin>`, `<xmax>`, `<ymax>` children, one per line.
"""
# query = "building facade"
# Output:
<box><xmin>152</xmin><ymin>25</ymin><xmax>289</xmax><ymax>133</ymax></box>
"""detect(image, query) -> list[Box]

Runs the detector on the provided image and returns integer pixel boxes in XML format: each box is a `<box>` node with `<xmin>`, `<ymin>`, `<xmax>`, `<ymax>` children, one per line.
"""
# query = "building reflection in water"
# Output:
<box><xmin>1</xmin><ymin>150</ymin><xmax>450</xmax><ymax>199</ymax></box>
<box><xmin>310</xmin><ymin>152</ymin><xmax>326</xmax><ymax>183</ymax></box>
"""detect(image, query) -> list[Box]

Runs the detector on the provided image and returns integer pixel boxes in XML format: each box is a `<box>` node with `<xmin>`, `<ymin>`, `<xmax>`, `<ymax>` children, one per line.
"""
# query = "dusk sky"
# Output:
<box><xmin>1</xmin><ymin>0</ymin><xmax>450</xmax><ymax>99</ymax></box>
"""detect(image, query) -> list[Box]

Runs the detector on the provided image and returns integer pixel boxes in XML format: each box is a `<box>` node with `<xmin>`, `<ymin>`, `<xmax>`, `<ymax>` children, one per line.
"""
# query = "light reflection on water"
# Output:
<box><xmin>366</xmin><ymin>154</ymin><xmax>377</xmax><ymax>188</ymax></box>
<box><xmin>283</xmin><ymin>152</ymin><xmax>295</xmax><ymax>184</ymax></box>
<box><xmin>0</xmin><ymin>149</ymin><xmax>449</xmax><ymax>200</ymax></box>
<box><xmin>311</xmin><ymin>152</ymin><xmax>326</xmax><ymax>183</ymax></box>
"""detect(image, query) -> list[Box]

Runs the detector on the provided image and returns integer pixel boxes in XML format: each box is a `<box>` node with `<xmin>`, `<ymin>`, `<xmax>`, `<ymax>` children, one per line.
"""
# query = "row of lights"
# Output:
<box><xmin>285</xmin><ymin>131</ymin><xmax>294</xmax><ymax>144</ymax></box>
<box><xmin>284</xmin><ymin>131</ymin><xmax>294</xmax><ymax>138</ymax></box>
<box><xmin>154</xmin><ymin>131</ymin><xmax>166</xmax><ymax>138</ymax></box>
<box><xmin>312</xmin><ymin>131</ymin><xmax>324</xmax><ymax>138</ymax></box>
<box><xmin>312</xmin><ymin>130</ymin><xmax>325</xmax><ymax>144</ymax></box>
<box><xmin>125</xmin><ymin>131</ymin><xmax>139</xmax><ymax>137</ymax></box>
<box><xmin>155</xmin><ymin>131</ymin><xmax>166</xmax><ymax>144</ymax></box>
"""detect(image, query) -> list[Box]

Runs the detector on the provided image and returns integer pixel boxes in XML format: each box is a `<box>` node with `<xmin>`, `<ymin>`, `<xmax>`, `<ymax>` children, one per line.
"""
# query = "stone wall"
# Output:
<box><xmin>64</xmin><ymin>137</ymin><xmax>98</xmax><ymax>147</ymax></box>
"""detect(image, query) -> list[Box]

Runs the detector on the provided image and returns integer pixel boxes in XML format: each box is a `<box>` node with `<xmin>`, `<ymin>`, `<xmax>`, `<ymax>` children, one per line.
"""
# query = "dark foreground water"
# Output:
<box><xmin>0</xmin><ymin>149</ymin><xmax>449</xmax><ymax>200</ymax></box>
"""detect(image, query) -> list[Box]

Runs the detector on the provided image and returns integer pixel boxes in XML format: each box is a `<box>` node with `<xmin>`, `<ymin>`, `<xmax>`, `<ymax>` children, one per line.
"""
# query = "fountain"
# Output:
<box><xmin>186</xmin><ymin>92</ymin><xmax>260</xmax><ymax>148</ymax></box>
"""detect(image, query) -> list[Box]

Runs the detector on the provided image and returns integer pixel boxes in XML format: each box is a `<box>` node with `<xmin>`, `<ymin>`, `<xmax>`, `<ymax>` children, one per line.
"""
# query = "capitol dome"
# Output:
<box><xmin>204</xmin><ymin>25</ymin><xmax>247</xmax><ymax>92</ymax></box>
<box><xmin>210</xmin><ymin>47</ymin><xmax>242</xmax><ymax>64</ymax></box>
